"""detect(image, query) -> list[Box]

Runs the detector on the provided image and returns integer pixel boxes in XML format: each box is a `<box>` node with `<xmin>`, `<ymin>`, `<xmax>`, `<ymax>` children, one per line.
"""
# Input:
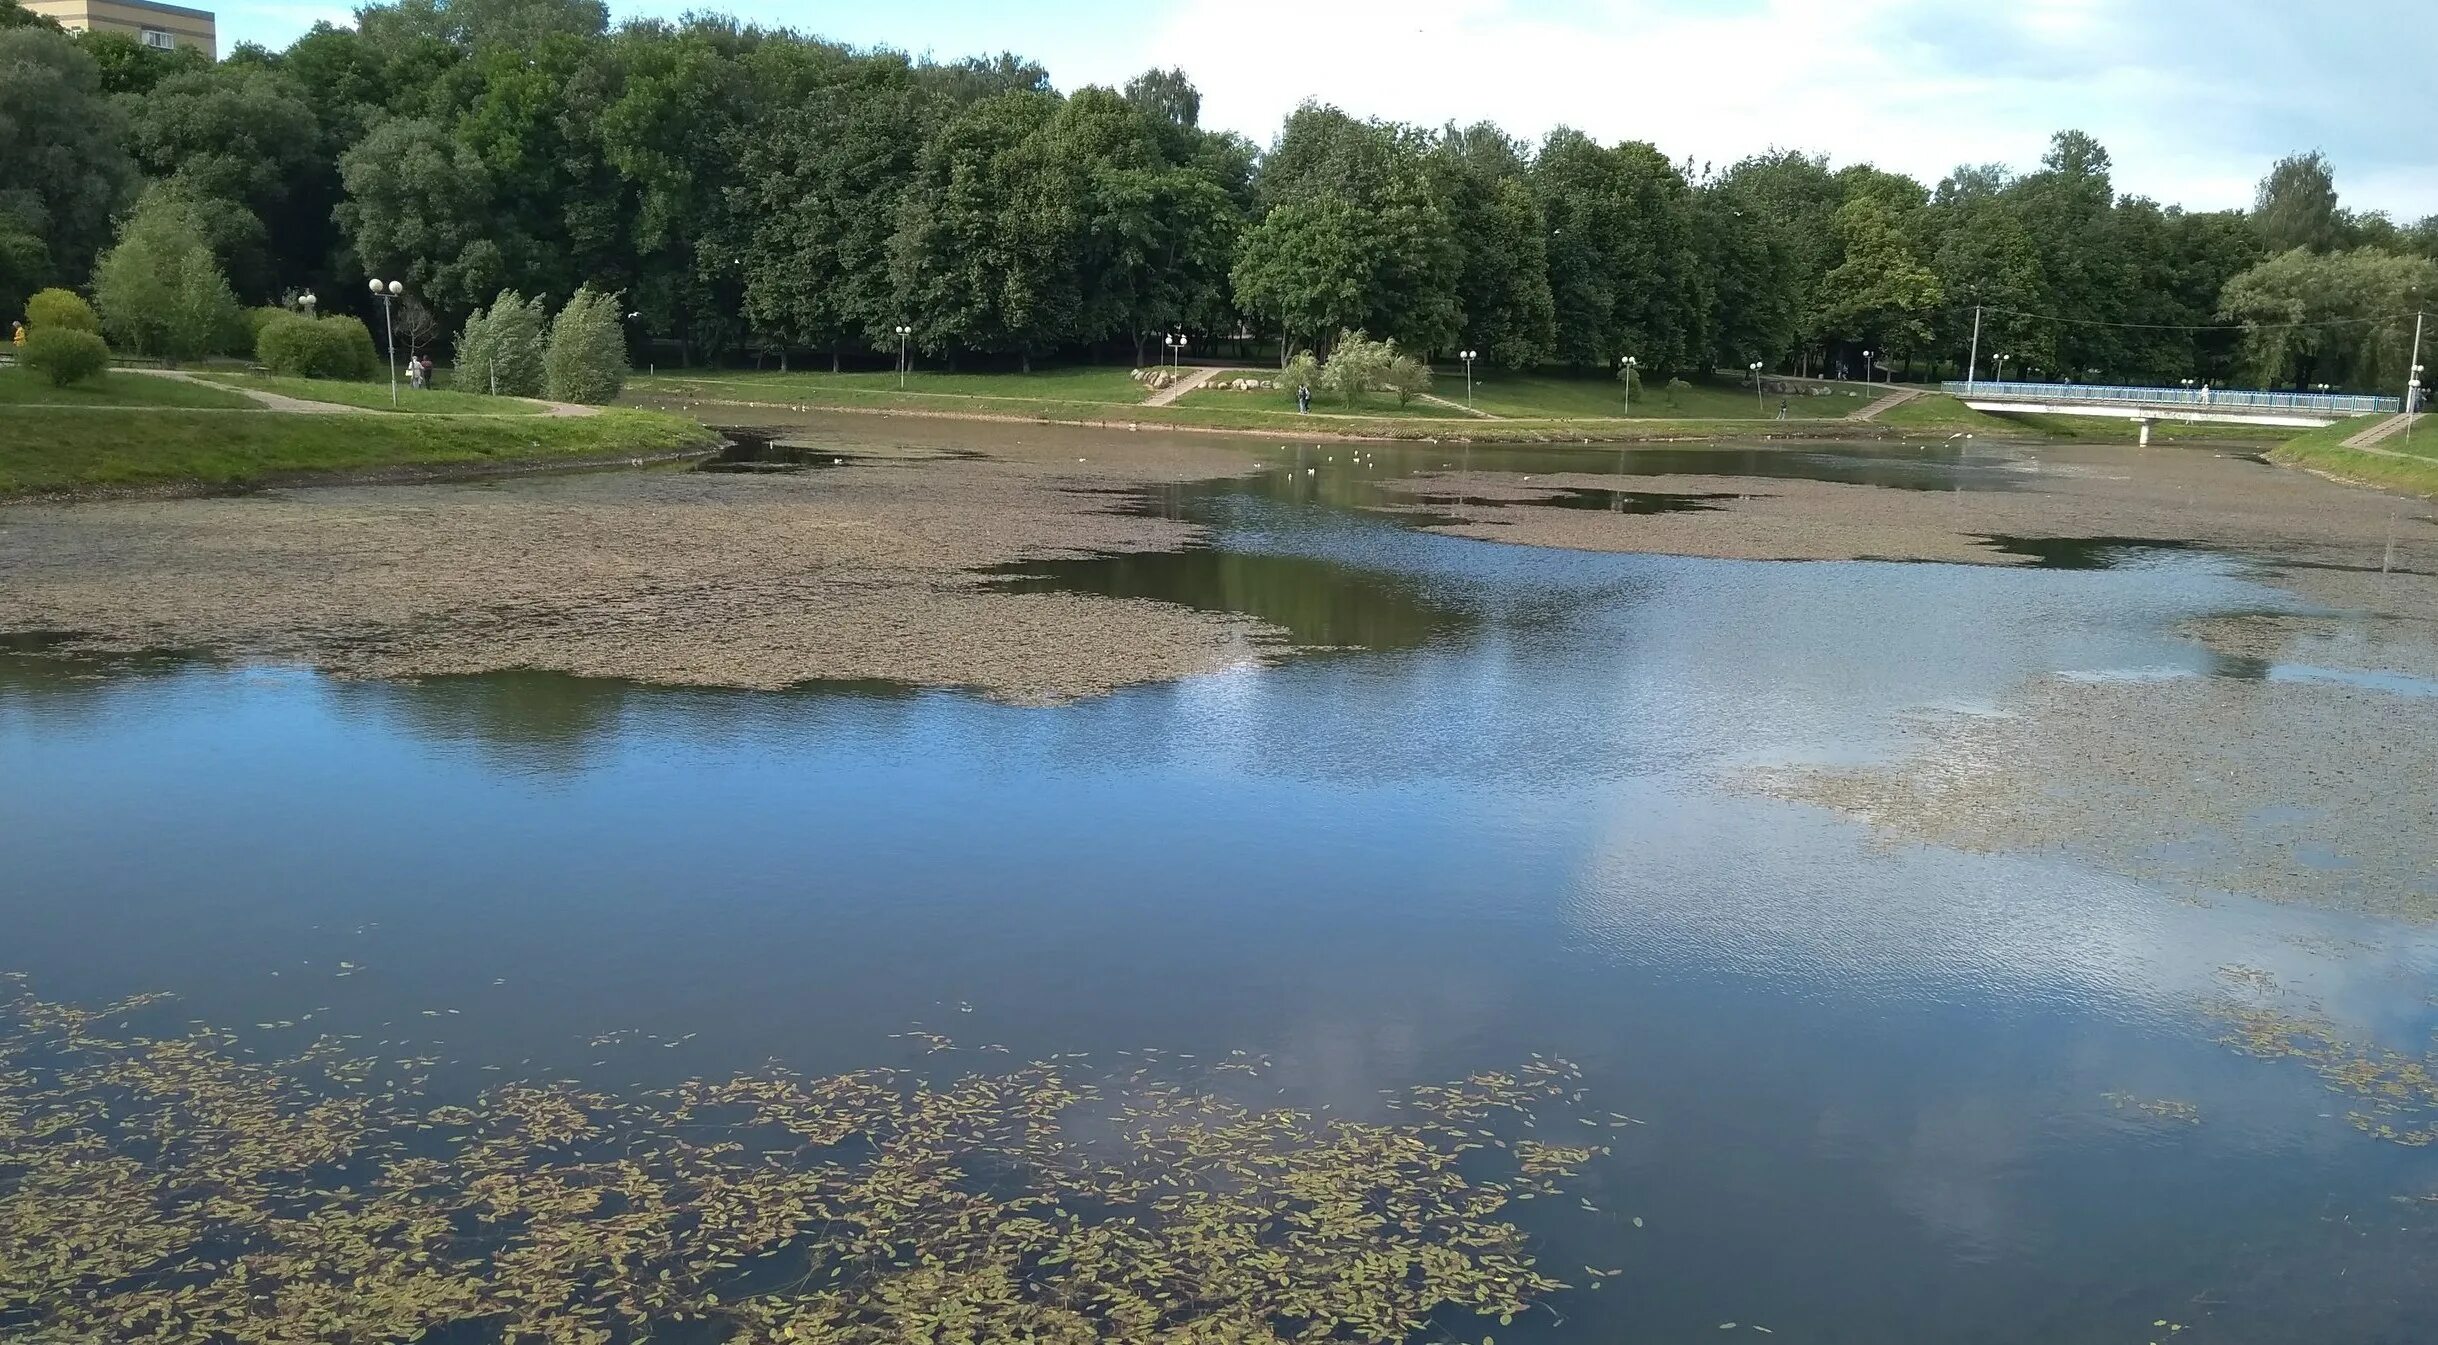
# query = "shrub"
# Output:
<box><xmin>23</xmin><ymin>326</ymin><xmax>111</xmax><ymax>387</ymax></box>
<box><xmin>256</xmin><ymin>314</ymin><xmax>380</xmax><ymax>380</ymax></box>
<box><xmin>27</xmin><ymin>288</ymin><xmax>100</xmax><ymax>334</ymax></box>
<box><xmin>242</xmin><ymin>306</ymin><xmax>289</xmax><ymax>342</ymax></box>
<box><xmin>1279</xmin><ymin>351</ymin><xmax>1319</xmax><ymax>397</ymax></box>
<box><xmin>455</xmin><ymin>289</ymin><xmax>546</xmax><ymax>397</ymax></box>
<box><xmin>1384</xmin><ymin>354</ymin><xmax>1431</xmax><ymax>406</ymax></box>
<box><xmin>543</xmin><ymin>284</ymin><xmax>628</xmax><ymax>404</ymax></box>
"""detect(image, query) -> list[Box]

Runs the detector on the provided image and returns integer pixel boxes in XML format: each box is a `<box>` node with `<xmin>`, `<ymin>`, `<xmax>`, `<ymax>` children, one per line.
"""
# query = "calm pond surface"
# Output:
<box><xmin>6</xmin><ymin>436</ymin><xmax>2436</xmax><ymax>1342</ymax></box>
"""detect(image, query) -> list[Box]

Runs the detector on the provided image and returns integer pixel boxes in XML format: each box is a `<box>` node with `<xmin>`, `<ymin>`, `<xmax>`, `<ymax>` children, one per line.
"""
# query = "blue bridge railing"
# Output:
<box><xmin>1944</xmin><ymin>380</ymin><xmax>2398</xmax><ymax>415</ymax></box>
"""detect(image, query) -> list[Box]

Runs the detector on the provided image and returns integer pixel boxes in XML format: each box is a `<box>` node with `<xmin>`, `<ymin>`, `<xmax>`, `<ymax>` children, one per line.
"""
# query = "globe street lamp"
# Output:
<box><xmin>1860</xmin><ymin>349</ymin><xmax>1874</xmax><ymax>388</ymax></box>
<box><xmin>1994</xmin><ymin>353</ymin><xmax>2008</xmax><ymax>383</ymax></box>
<box><xmin>367</xmin><ymin>278</ymin><xmax>403</xmax><ymax>406</ymax></box>
<box><xmin>1749</xmin><ymin>360</ymin><xmax>1765</xmax><ymax>413</ymax></box>
<box><xmin>895</xmin><ymin>324</ymin><xmax>911</xmax><ymax>389</ymax></box>
<box><xmin>1618</xmin><ymin>355</ymin><xmax>1638</xmax><ymax>415</ymax></box>
<box><xmin>1460</xmin><ymin>349</ymin><xmax>1477</xmax><ymax>409</ymax></box>
<box><xmin>299</xmin><ymin>290</ymin><xmax>317</xmax><ymax>319</ymax></box>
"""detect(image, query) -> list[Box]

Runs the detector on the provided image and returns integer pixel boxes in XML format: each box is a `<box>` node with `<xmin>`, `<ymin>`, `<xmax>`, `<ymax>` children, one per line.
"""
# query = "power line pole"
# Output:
<box><xmin>2407</xmin><ymin>310</ymin><xmax>2425</xmax><ymax>448</ymax></box>
<box><xmin>1966</xmin><ymin>304</ymin><xmax>1982</xmax><ymax>391</ymax></box>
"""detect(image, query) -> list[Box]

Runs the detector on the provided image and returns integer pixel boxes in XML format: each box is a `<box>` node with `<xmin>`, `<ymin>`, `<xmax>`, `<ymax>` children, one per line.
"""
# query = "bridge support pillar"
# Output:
<box><xmin>2137</xmin><ymin>417</ymin><xmax>2154</xmax><ymax>447</ymax></box>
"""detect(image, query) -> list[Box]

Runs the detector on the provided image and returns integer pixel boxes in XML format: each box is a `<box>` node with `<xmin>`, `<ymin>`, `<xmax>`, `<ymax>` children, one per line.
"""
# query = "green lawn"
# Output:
<box><xmin>0</xmin><ymin>367</ymin><xmax>258</xmax><ymax>410</ymax></box>
<box><xmin>195</xmin><ymin>372</ymin><xmax>549</xmax><ymax>415</ymax></box>
<box><xmin>1875</xmin><ymin>394</ymin><xmax>2296</xmax><ymax>444</ymax></box>
<box><xmin>631</xmin><ymin>366</ymin><xmax>1153</xmax><ymax>407</ymax></box>
<box><xmin>2271</xmin><ymin>416</ymin><xmax>2438</xmax><ymax>496</ymax></box>
<box><xmin>0</xmin><ymin>407</ymin><xmax>717</xmax><ymax>497</ymax></box>
<box><xmin>1135</xmin><ymin>368</ymin><xmax>1859</xmax><ymax>421</ymax></box>
<box><xmin>1461</xmin><ymin>373</ymin><xmax>1857</xmax><ymax>420</ymax></box>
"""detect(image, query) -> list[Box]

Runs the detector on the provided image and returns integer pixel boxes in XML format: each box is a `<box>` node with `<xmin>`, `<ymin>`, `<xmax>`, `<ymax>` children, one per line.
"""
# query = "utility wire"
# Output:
<box><xmin>1963</xmin><ymin>304</ymin><xmax>2425</xmax><ymax>333</ymax></box>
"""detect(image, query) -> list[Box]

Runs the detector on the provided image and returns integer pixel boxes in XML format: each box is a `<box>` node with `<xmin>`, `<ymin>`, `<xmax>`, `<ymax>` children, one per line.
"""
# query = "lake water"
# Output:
<box><xmin>6</xmin><ymin>437</ymin><xmax>2435</xmax><ymax>1342</ymax></box>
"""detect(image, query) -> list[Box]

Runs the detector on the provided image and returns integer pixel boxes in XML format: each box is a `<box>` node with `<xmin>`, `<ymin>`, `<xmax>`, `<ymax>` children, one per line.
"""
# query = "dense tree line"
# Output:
<box><xmin>5</xmin><ymin>0</ymin><xmax>2435</xmax><ymax>388</ymax></box>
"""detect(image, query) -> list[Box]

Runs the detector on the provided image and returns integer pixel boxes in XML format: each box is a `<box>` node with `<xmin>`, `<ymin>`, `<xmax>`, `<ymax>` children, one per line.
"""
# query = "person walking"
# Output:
<box><xmin>1296</xmin><ymin>382</ymin><xmax>1311</xmax><ymax>415</ymax></box>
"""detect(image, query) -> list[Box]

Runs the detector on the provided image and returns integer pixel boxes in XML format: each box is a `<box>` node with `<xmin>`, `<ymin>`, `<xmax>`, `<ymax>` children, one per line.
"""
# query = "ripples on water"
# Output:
<box><xmin>4</xmin><ymin>440</ymin><xmax>2435</xmax><ymax>1343</ymax></box>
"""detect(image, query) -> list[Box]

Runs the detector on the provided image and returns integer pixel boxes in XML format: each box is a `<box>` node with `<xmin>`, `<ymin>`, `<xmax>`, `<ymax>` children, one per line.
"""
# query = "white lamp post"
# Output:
<box><xmin>367</xmin><ymin>278</ymin><xmax>402</xmax><ymax>406</ymax></box>
<box><xmin>1460</xmin><ymin>349</ymin><xmax>1477</xmax><ymax>408</ymax></box>
<box><xmin>1861</xmin><ymin>349</ymin><xmax>1874</xmax><ymax>388</ymax></box>
<box><xmin>299</xmin><ymin>290</ymin><xmax>316</xmax><ymax>319</ymax></box>
<box><xmin>1995</xmin><ymin>353</ymin><xmax>2007</xmax><ymax>383</ymax></box>
<box><xmin>1749</xmin><ymin>360</ymin><xmax>1764</xmax><ymax>413</ymax></box>
<box><xmin>1619</xmin><ymin>355</ymin><xmax>1638</xmax><ymax>415</ymax></box>
<box><xmin>895</xmin><ymin>324</ymin><xmax>911</xmax><ymax>389</ymax></box>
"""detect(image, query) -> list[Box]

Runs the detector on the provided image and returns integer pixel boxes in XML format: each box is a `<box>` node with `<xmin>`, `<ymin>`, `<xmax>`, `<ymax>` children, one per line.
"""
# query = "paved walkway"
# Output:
<box><xmin>1140</xmin><ymin>366</ymin><xmax>1220</xmax><ymax>407</ymax></box>
<box><xmin>1419</xmin><ymin>392</ymin><xmax>1500</xmax><ymax>419</ymax></box>
<box><xmin>1847</xmin><ymin>386</ymin><xmax>1923</xmax><ymax>422</ymax></box>
<box><xmin>2342</xmin><ymin>412</ymin><xmax>2423</xmax><ymax>451</ymax></box>
<box><xmin>137</xmin><ymin>368</ymin><xmax>356</xmax><ymax>414</ymax></box>
<box><xmin>134</xmin><ymin>368</ymin><xmax>600</xmax><ymax>417</ymax></box>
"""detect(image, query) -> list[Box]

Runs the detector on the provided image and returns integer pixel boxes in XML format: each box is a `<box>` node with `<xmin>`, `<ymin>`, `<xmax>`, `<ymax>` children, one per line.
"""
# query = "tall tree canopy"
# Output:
<box><xmin>15</xmin><ymin>0</ymin><xmax>2428</xmax><ymax>391</ymax></box>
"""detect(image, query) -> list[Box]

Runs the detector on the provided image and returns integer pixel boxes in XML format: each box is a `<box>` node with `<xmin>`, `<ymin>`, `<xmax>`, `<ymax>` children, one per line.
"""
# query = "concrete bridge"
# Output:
<box><xmin>1943</xmin><ymin>380</ymin><xmax>2400</xmax><ymax>438</ymax></box>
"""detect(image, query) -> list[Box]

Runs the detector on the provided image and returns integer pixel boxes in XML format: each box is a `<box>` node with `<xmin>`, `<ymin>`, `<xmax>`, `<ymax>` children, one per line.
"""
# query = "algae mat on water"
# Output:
<box><xmin>0</xmin><ymin>974</ymin><xmax>1615</xmax><ymax>1343</ymax></box>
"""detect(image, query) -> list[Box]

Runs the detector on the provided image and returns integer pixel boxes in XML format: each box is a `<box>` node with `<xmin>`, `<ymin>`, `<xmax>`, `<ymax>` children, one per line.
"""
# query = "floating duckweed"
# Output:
<box><xmin>0</xmin><ymin>977</ymin><xmax>1612</xmax><ymax>1342</ymax></box>
<box><xmin>2101</xmin><ymin>1092</ymin><xmax>2203</xmax><ymax>1125</ymax></box>
<box><xmin>2219</xmin><ymin>1003</ymin><xmax>2438</xmax><ymax>1146</ymax></box>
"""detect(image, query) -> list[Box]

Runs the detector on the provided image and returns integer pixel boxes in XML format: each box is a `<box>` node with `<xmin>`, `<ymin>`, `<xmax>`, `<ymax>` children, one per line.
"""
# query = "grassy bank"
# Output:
<box><xmin>2270</xmin><ymin>417</ymin><xmax>2438</xmax><ymax>496</ymax></box>
<box><xmin>0</xmin><ymin>367</ymin><xmax>259</xmax><ymax>410</ymax></box>
<box><xmin>0</xmin><ymin>407</ymin><xmax>717</xmax><ymax>497</ymax></box>
<box><xmin>194</xmin><ymin>372</ymin><xmax>551</xmax><ymax>415</ymax></box>
<box><xmin>625</xmin><ymin>368</ymin><xmax>1951</xmax><ymax>443</ymax></box>
<box><xmin>1873</xmin><ymin>394</ymin><xmax>2295</xmax><ymax>444</ymax></box>
<box><xmin>635</xmin><ymin>366</ymin><xmax>1152</xmax><ymax>407</ymax></box>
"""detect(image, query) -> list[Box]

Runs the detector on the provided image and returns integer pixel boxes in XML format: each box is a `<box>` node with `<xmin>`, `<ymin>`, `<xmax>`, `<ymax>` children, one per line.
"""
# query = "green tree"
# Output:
<box><xmin>120</xmin><ymin>64</ymin><xmax>325</xmax><ymax>298</ymax></box>
<box><xmin>1533</xmin><ymin>129</ymin><xmax>1706</xmax><ymax>373</ymax></box>
<box><xmin>2254</xmin><ymin>151</ymin><xmax>2340</xmax><ymax>254</ymax></box>
<box><xmin>1431</xmin><ymin>124</ymin><xmax>1554</xmax><ymax>366</ymax></box>
<box><xmin>1815</xmin><ymin>196</ymin><xmax>1942</xmax><ymax>364</ymax></box>
<box><xmin>2219</xmin><ymin>247</ymin><xmax>2438</xmax><ymax>390</ymax></box>
<box><xmin>0</xmin><ymin>27</ymin><xmax>136</xmax><ymax>297</ymax></box>
<box><xmin>1713</xmin><ymin>151</ymin><xmax>1844</xmax><ymax>372</ymax></box>
<box><xmin>2007</xmin><ymin>130</ymin><xmax>2123</xmax><ymax>377</ymax></box>
<box><xmin>1930</xmin><ymin>195</ymin><xmax>2048</xmax><ymax>377</ymax></box>
<box><xmin>1317</xmin><ymin>329</ymin><xmax>1396</xmax><ymax>407</ymax></box>
<box><xmin>78</xmin><ymin>28</ymin><xmax>207</xmax><ymax>95</ymax></box>
<box><xmin>889</xmin><ymin>90</ymin><xmax>1080</xmax><ymax>368</ymax></box>
<box><xmin>1254</xmin><ymin>104</ymin><xmax>1461</xmax><ymax>353</ymax></box>
<box><xmin>335</xmin><ymin>118</ymin><xmax>504</xmax><ymax>317</ymax></box>
<box><xmin>1231</xmin><ymin>199</ymin><xmax>1373</xmax><ymax>361</ymax></box>
<box><xmin>734</xmin><ymin>45</ymin><xmax>929</xmax><ymax>368</ymax></box>
<box><xmin>92</xmin><ymin>188</ymin><xmax>240</xmax><ymax>361</ymax></box>
<box><xmin>544</xmin><ymin>284</ymin><xmax>628</xmax><ymax>403</ymax></box>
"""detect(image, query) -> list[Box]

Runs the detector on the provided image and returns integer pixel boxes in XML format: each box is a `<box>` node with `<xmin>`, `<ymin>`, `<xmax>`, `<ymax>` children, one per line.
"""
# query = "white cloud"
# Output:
<box><xmin>1137</xmin><ymin>0</ymin><xmax>2437</xmax><ymax>219</ymax></box>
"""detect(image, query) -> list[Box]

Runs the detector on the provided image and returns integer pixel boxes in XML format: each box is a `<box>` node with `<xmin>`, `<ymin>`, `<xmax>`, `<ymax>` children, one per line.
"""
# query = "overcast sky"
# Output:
<box><xmin>214</xmin><ymin>0</ymin><xmax>2438</xmax><ymax>221</ymax></box>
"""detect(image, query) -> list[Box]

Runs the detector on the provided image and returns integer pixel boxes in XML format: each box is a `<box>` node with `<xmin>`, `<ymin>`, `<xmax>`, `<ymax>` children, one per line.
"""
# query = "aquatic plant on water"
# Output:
<box><xmin>0</xmin><ymin>973</ymin><xmax>1617</xmax><ymax>1342</ymax></box>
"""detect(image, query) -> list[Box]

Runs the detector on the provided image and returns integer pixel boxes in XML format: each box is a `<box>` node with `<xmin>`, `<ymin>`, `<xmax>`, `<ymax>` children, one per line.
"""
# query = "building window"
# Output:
<box><xmin>142</xmin><ymin>29</ymin><xmax>176</xmax><ymax>50</ymax></box>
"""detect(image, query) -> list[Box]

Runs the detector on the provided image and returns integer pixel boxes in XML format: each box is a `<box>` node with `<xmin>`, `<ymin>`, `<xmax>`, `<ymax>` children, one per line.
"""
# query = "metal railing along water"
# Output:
<box><xmin>1943</xmin><ymin>380</ymin><xmax>2397</xmax><ymax>415</ymax></box>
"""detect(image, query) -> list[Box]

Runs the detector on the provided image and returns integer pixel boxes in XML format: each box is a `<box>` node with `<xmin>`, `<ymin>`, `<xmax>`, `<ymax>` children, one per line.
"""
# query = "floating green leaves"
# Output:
<box><xmin>0</xmin><ymin>975</ymin><xmax>1615</xmax><ymax>1343</ymax></box>
<box><xmin>2220</xmin><ymin>1003</ymin><xmax>2438</xmax><ymax>1146</ymax></box>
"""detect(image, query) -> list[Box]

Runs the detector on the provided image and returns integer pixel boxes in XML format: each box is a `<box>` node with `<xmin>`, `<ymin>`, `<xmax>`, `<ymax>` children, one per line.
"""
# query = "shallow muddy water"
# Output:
<box><xmin>5</xmin><ymin>431</ymin><xmax>2436</xmax><ymax>1343</ymax></box>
